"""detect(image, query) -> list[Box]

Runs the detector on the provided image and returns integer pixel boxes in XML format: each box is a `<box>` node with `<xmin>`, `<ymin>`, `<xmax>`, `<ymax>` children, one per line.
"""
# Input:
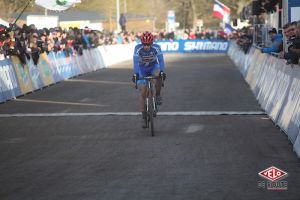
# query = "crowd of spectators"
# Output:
<box><xmin>0</xmin><ymin>24</ymin><xmax>102</xmax><ymax>65</ymax></box>
<box><xmin>233</xmin><ymin>20</ymin><xmax>300</xmax><ymax>66</ymax></box>
<box><xmin>0</xmin><ymin>23</ymin><xmax>231</xmax><ymax>65</ymax></box>
<box><xmin>252</xmin><ymin>21</ymin><xmax>300</xmax><ymax>65</ymax></box>
<box><xmin>155</xmin><ymin>29</ymin><xmax>228</xmax><ymax>41</ymax></box>
<box><xmin>232</xmin><ymin>27</ymin><xmax>253</xmax><ymax>54</ymax></box>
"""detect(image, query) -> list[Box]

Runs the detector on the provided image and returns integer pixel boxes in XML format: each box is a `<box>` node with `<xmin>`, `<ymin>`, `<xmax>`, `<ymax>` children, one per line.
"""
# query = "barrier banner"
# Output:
<box><xmin>241</xmin><ymin>47</ymin><xmax>255</xmax><ymax>77</ymax></box>
<box><xmin>269</xmin><ymin>62</ymin><xmax>293</xmax><ymax>122</ymax></box>
<box><xmin>75</xmin><ymin>54</ymin><xmax>89</xmax><ymax>74</ymax></box>
<box><xmin>70</xmin><ymin>55</ymin><xmax>81</xmax><ymax>77</ymax></box>
<box><xmin>245</xmin><ymin>49</ymin><xmax>260</xmax><ymax>85</ymax></box>
<box><xmin>257</xmin><ymin>56</ymin><xmax>277</xmax><ymax>105</ymax></box>
<box><xmin>0</xmin><ymin>59</ymin><xmax>21</xmax><ymax>100</ymax></box>
<box><xmin>228</xmin><ymin>42</ymin><xmax>300</xmax><ymax>157</ymax></box>
<box><xmin>250</xmin><ymin>53</ymin><xmax>268</xmax><ymax>94</ymax></box>
<box><xmin>92</xmin><ymin>48</ymin><xmax>105</xmax><ymax>69</ymax></box>
<box><xmin>286</xmin><ymin>75</ymin><xmax>300</xmax><ymax>143</ymax></box>
<box><xmin>157</xmin><ymin>40</ymin><xmax>229</xmax><ymax>53</ymax></box>
<box><xmin>82</xmin><ymin>49</ymin><xmax>95</xmax><ymax>72</ymax></box>
<box><xmin>261</xmin><ymin>61</ymin><xmax>282</xmax><ymax>109</ymax></box>
<box><xmin>253</xmin><ymin>54</ymin><xmax>270</xmax><ymax>97</ymax></box>
<box><xmin>277</xmin><ymin>67</ymin><xmax>300</xmax><ymax>134</ymax></box>
<box><xmin>253</xmin><ymin>52</ymin><xmax>267</xmax><ymax>90</ymax></box>
<box><xmin>98</xmin><ymin>43</ymin><xmax>135</xmax><ymax>67</ymax></box>
<box><xmin>47</xmin><ymin>52</ymin><xmax>63</xmax><ymax>82</ymax></box>
<box><xmin>259</xmin><ymin>57</ymin><xmax>281</xmax><ymax>108</ymax></box>
<box><xmin>26</xmin><ymin>57</ymin><xmax>45</xmax><ymax>90</ymax></box>
<box><xmin>0</xmin><ymin>87</ymin><xmax>4</xmax><ymax>103</ymax></box>
<box><xmin>38</xmin><ymin>53</ymin><xmax>55</xmax><ymax>86</ymax></box>
<box><xmin>11</xmin><ymin>56</ymin><xmax>33</xmax><ymax>94</ymax></box>
<box><xmin>63</xmin><ymin>54</ymin><xmax>80</xmax><ymax>78</ymax></box>
<box><xmin>264</xmin><ymin>60</ymin><xmax>286</xmax><ymax>115</ymax></box>
<box><xmin>89</xmin><ymin>48</ymin><xmax>105</xmax><ymax>70</ymax></box>
<box><xmin>56</xmin><ymin>51</ymin><xmax>74</xmax><ymax>79</ymax></box>
<box><xmin>294</xmin><ymin>131</ymin><xmax>300</xmax><ymax>157</ymax></box>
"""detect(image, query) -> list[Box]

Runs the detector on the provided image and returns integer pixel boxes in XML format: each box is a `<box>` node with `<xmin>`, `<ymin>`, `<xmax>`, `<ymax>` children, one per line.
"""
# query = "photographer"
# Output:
<box><xmin>261</xmin><ymin>28</ymin><xmax>283</xmax><ymax>54</ymax></box>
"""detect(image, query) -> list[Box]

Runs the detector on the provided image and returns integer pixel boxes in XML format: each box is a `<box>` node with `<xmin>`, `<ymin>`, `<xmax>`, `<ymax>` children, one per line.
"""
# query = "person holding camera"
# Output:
<box><xmin>261</xmin><ymin>28</ymin><xmax>283</xmax><ymax>54</ymax></box>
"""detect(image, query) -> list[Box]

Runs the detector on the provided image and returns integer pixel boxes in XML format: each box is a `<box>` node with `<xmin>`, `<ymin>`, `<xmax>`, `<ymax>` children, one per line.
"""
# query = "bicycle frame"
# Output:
<box><xmin>144</xmin><ymin>76</ymin><xmax>157</xmax><ymax>116</ymax></box>
<box><xmin>135</xmin><ymin>75</ymin><xmax>163</xmax><ymax>136</ymax></box>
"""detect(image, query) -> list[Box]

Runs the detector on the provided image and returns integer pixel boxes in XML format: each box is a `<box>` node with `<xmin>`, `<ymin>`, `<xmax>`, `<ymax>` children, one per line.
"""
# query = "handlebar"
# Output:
<box><xmin>134</xmin><ymin>75</ymin><xmax>165</xmax><ymax>89</ymax></box>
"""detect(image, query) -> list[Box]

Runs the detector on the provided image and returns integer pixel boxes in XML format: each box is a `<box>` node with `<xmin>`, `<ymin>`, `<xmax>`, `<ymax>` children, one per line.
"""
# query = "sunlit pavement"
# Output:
<box><xmin>0</xmin><ymin>54</ymin><xmax>299</xmax><ymax>200</ymax></box>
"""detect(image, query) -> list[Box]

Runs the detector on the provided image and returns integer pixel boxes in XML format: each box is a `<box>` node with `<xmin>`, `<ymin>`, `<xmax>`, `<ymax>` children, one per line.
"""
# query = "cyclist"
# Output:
<box><xmin>132</xmin><ymin>31</ymin><xmax>166</xmax><ymax>120</ymax></box>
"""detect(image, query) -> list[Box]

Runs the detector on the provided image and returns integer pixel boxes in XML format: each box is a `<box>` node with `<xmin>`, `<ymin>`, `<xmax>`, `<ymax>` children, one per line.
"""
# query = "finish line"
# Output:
<box><xmin>0</xmin><ymin>111</ymin><xmax>265</xmax><ymax>118</ymax></box>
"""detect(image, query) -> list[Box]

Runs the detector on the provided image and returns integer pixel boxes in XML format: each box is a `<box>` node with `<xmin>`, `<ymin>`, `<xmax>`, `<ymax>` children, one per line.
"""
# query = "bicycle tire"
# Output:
<box><xmin>149</xmin><ymin>100</ymin><xmax>155</xmax><ymax>136</ymax></box>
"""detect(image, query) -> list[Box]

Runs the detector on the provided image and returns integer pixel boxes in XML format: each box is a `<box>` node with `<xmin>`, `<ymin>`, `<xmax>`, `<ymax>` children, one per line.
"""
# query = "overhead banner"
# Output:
<box><xmin>156</xmin><ymin>40</ymin><xmax>229</xmax><ymax>53</ymax></box>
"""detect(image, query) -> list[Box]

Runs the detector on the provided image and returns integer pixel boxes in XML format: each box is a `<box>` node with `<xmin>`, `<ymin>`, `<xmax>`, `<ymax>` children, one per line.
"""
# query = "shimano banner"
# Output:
<box><xmin>156</xmin><ymin>40</ymin><xmax>229</xmax><ymax>53</ymax></box>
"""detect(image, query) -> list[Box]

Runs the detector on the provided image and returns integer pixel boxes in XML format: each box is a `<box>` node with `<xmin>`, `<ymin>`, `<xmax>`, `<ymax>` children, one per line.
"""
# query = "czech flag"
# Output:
<box><xmin>213</xmin><ymin>0</ymin><xmax>231</xmax><ymax>22</ymax></box>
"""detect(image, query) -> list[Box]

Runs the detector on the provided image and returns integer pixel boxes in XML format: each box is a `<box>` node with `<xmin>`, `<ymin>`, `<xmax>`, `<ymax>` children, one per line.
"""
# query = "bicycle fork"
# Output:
<box><xmin>145</xmin><ymin>96</ymin><xmax>157</xmax><ymax>116</ymax></box>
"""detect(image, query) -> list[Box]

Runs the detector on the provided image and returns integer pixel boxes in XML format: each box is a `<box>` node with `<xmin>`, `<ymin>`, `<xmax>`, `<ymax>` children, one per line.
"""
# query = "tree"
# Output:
<box><xmin>0</xmin><ymin>0</ymin><xmax>26</xmax><ymax>21</ymax></box>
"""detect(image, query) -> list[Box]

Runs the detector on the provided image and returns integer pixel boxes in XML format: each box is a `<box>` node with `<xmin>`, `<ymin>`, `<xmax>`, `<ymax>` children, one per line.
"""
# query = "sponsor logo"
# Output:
<box><xmin>258</xmin><ymin>166</ymin><xmax>288</xmax><ymax>190</ymax></box>
<box><xmin>0</xmin><ymin>65</ymin><xmax>19</xmax><ymax>91</ymax></box>
<box><xmin>157</xmin><ymin>42</ymin><xmax>179</xmax><ymax>51</ymax></box>
<box><xmin>184</xmin><ymin>41</ymin><xmax>228</xmax><ymax>51</ymax></box>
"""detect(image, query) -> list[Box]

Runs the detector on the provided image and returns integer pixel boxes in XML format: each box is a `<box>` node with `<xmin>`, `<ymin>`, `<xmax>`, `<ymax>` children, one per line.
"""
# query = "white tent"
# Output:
<box><xmin>35</xmin><ymin>0</ymin><xmax>81</xmax><ymax>11</ymax></box>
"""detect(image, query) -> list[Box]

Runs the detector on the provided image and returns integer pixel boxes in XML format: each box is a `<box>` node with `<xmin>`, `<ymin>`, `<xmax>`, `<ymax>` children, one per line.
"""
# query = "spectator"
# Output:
<box><xmin>293</xmin><ymin>21</ymin><xmax>300</xmax><ymax>65</ymax></box>
<box><xmin>236</xmin><ymin>27</ymin><xmax>253</xmax><ymax>54</ymax></box>
<box><xmin>119</xmin><ymin>13</ymin><xmax>127</xmax><ymax>32</ymax></box>
<box><xmin>261</xmin><ymin>28</ymin><xmax>283</xmax><ymax>53</ymax></box>
<box><xmin>279</xmin><ymin>22</ymin><xmax>300</xmax><ymax>64</ymax></box>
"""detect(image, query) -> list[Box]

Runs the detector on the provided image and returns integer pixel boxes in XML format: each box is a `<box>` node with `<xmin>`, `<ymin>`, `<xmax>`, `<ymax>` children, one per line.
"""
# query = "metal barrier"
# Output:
<box><xmin>0</xmin><ymin>59</ymin><xmax>21</xmax><ymax>102</ymax></box>
<box><xmin>228</xmin><ymin>41</ymin><xmax>300</xmax><ymax>158</ymax></box>
<box><xmin>0</xmin><ymin>47</ymin><xmax>109</xmax><ymax>103</ymax></box>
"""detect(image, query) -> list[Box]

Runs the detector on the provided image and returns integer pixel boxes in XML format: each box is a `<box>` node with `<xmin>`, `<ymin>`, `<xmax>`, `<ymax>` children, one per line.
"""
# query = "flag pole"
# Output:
<box><xmin>13</xmin><ymin>0</ymin><xmax>32</xmax><ymax>25</ymax></box>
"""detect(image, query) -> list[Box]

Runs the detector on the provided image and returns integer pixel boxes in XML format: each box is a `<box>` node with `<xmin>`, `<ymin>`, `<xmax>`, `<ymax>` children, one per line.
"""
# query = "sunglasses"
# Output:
<box><xmin>143</xmin><ymin>44</ymin><xmax>151</xmax><ymax>47</ymax></box>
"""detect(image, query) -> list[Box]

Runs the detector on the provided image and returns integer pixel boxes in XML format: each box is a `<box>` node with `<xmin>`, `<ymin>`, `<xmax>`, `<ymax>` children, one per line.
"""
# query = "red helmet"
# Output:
<box><xmin>141</xmin><ymin>31</ymin><xmax>154</xmax><ymax>45</ymax></box>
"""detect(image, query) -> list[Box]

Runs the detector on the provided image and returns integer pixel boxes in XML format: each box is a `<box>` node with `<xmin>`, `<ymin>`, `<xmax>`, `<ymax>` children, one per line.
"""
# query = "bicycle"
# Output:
<box><xmin>134</xmin><ymin>74</ymin><xmax>164</xmax><ymax>136</ymax></box>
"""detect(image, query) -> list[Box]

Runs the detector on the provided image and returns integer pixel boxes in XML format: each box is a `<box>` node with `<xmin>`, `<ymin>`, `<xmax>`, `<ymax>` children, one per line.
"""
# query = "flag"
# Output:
<box><xmin>213</xmin><ymin>0</ymin><xmax>231</xmax><ymax>23</ymax></box>
<box><xmin>35</xmin><ymin>0</ymin><xmax>81</xmax><ymax>11</ymax></box>
<box><xmin>224</xmin><ymin>23</ymin><xmax>236</xmax><ymax>34</ymax></box>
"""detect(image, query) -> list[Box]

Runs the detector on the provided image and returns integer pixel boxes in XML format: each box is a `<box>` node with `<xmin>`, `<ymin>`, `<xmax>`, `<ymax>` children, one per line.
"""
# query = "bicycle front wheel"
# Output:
<box><xmin>148</xmin><ymin>101</ymin><xmax>155</xmax><ymax>137</ymax></box>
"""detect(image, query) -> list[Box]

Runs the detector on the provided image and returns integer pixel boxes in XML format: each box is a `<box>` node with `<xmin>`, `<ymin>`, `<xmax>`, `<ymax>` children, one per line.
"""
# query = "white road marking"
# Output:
<box><xmin>66</xmin><ymin>79</ymin><xmax>131</xmax><ymax>85</ymax></box>
<box><xmin>13</xmin><ymin>99</ymin><xmax>108</xmax><ymax>107</ymax></box>
<box><xmin>185</xmin><ymin>124</ymin><xmax>205</xmax><ymax>133</ymax></box>
<box><xmin>0</xmin><ymin>111</ymin><xmax>265</xmax><ymax>118</ymax></box>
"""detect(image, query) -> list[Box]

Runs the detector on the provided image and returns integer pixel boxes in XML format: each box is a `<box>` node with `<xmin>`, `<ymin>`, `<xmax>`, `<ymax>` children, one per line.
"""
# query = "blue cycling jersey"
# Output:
<box><xmin>133</xmin><ymin>43</ymin><xmax>165</xmax><ymax>74</ymax></box>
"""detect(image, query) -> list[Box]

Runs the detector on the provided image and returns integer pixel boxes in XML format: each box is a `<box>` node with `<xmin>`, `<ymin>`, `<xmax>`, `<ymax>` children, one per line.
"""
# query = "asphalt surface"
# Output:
<box><xmin>0</xmin><ymin>53</ymin><xmax>300</xmax><ymax>200</ymax></box>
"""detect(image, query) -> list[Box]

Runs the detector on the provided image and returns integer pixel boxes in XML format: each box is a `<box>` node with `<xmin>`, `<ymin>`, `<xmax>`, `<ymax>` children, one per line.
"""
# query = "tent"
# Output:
<box><xmin>35</xmin><ymin>0</ymin><xmax>81</xmax><ymax>11</ymax></box>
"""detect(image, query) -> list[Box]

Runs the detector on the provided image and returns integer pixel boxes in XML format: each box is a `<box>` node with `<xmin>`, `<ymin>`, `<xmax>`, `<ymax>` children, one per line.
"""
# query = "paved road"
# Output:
<box><xmin>0</xmin><ymin>53</ymin><xmax>299</xmax><ymax>200</ymax></box>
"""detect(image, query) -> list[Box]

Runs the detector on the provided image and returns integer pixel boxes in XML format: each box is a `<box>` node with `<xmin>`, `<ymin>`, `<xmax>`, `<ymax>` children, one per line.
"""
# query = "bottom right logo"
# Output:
<box><xmin>258</xmin><ymin>166</ymin><xmax>288</xmax><ymax>190</ymax></box>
